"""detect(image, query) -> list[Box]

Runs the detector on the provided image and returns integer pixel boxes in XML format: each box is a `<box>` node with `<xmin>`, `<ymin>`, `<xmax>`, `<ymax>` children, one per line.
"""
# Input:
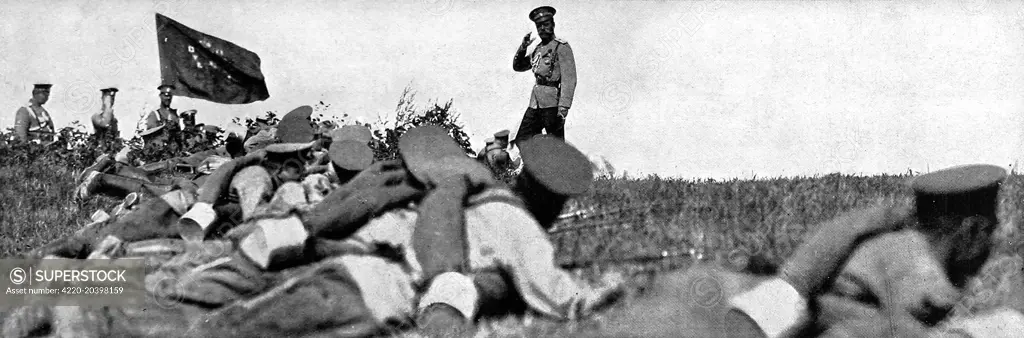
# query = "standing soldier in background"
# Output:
<box><xmin>244</xmin><ymin>116</ymin><xmax>271</xmax><ymax>142</ymax></box>
<box><xmin>146</xmin><ymin>84</ymin><xmax>182</xmax><ymax>132</ymax></box>
<box><xmin>91</xmin><ymin>87</ymin><xmax>119</xmax><ymax>141</ymax></box>
<box><xmin>512</xmin><ymin>6</ymin><xmax>576</xmax><ymax>143</ymax></box>
<box><xmin>492</xmin><ymin>129</ymin><xmax>519</xmax><ymax>167</ymax></box>
<box><xmin>146</xmin><ymin>84</ymin><xmax>183</xmax><ymax>152</ymax></box>
<box><xmin>180</xmin><ymin>109</ymin><xmax>198</xmax><ymax>132</ymax></box>
<box><xmin>244</xmin><ymin>116</ymin><xmax>277</xmax><ymax>152</ymax></box>
<box><xmin>90</xmin><ymin>87</ymin><xmax>123</xmax><ymax>156</ymax></box>
<box><xmin>477</xmin><ymin>137</ymin><xmax>494</xmax><ymax>162</ymax></box>
<box><xmin>13</xmin><ymin>83</ymin><xmax>56</xmax><ymax>143</ymax></box>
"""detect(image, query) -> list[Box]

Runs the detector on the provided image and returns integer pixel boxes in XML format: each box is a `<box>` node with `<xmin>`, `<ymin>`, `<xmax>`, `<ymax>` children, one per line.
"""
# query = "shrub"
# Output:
<box><xmin>224</xmin><ymin>87</ymin><xmax>474</xmax><ymax>164</ymax></box>
<box><xmin>1</xmin><ymin>123</ymin><xmax>123</xmax><ymax>170</ymax></box>
<box><xmin>369</xmin><ymin>86</ymin><xmax>474</xmax><ymax>161</ymax></box>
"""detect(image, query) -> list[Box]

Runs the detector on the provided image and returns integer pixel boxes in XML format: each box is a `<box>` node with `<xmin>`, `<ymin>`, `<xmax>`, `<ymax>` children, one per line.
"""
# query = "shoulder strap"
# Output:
<box><xmin>40</xmin><ymin>107</ymin><xmax>53</xmax><ymax>130</ymax></box>
<box><xmin>23</xmin><ymin>105</ymin><xmax>50</xmax><ymax>131</ymax></box>
<box><xmin>552</xmin><ymin>42</ymin><xmax>562</xmax><ymax>86</ymax></box>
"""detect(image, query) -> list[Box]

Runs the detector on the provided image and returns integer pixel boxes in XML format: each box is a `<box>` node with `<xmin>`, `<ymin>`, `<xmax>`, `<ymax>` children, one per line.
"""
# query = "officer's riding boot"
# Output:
<box><xmin>90</xmin><ymin>173</ymin><xmax>173</xmax><ymax>199</ymax></box>
<box><xmin>417</xmin><ymin>303</ymin><xmax>474</xmax><ymax>337</ymax></box>
<box><xmin>79</xmin><ymin>154</ymin><xmax>114</xmax><ymax>182</ymax></box>
<box><xmin>138</xmin><ymin>160</ymin><xmax>173</xmax><ymax>177</ymax></box>
<box><xmin>473</xmin><ymin>271</ymin><xmax>528</xmax><ymax>318</ymax></box>
<box><xmin>98</xmin><ymin>192</ymin><xmax>188</xmax><ymax>243</ymax></box>
<box><xmin>112</xmin><ymin>162</ymin><xmax>157</xmax><ymax>182</ymax></box>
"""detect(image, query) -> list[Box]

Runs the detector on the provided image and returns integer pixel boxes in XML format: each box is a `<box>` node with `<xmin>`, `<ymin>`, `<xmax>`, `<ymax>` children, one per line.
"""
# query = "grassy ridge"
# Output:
<box><xmin>0</xmin><ymin>163</ymin><xmax>121</xmax><ymax>257</ymax></box>
<box><xmin>1</xmin><ymin>161</ymin><xmax>1022</xmax><ymax>334</ymax></box>
<box><xmin>556</xmin><ymin>174</ymin><xmax>910</xmax><ymax>268</ymax></box>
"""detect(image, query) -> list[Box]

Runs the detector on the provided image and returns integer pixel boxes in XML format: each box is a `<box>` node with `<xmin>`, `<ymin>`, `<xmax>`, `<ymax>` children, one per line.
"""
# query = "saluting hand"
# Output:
<box><xmin>520</xmin><ymin>32</ymin><xmax>536</xmax><ymax>50</ymax></box>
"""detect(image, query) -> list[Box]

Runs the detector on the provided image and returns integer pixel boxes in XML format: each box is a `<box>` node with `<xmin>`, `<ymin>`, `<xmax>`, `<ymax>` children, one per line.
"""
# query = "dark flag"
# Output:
<box><xmin>156</xmin><ymin>13</ymin><xmax>270</xmax><ymax>104</ymax></box>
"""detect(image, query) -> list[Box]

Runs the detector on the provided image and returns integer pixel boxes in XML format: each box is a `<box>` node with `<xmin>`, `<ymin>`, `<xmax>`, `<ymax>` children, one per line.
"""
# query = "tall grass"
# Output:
<box><xmin>0</xmin><ymin>163</ymin><xmax>120</xmax><ymax>257</ymax></box>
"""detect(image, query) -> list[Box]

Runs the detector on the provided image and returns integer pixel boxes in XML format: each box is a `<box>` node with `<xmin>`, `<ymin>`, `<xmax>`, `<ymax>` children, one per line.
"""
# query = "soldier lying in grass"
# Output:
<box><xmin>12</xmin><ymin>126</ymin><xmax>608</xmax><ymax>337</ymax></box>
<box><xmin>811</xmin><ymin>164</ymin><xmax>1023</xmax><ymax>338</ymax></box>
<box><xmin>177</xmin><ymin>119</ymin><xmax>379</xmax><ymax>242</ymax></box>
<box><xmin>73</xmin><ymin>130</ymin><xmax>245</xmax><ymax>201</ymax></box>
<box><xmin>590</xmin><ymin>164</ymin><xmax>1024</xmax><ymax>338</ymax></box>
<box><xmin>7</xmin><ymin>116</ymin><xmax>400</xmax><ymax>338</ymax></box>
<box><xmin>165</xmin><ymin>126</ymin><xmax>625</xmax><ymax>337</ymax></box>
<box><xmin>32</xmin><ymin>107</ymin><xmax>371</xmax><ymax>258</ymax></box>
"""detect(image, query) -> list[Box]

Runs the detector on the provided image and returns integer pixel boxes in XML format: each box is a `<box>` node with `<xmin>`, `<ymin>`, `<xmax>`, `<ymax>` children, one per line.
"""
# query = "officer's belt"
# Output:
<box><xmin>536</xmin><ymin>79</ymin><xmax>560</xmax><ymax>88</ymax></box>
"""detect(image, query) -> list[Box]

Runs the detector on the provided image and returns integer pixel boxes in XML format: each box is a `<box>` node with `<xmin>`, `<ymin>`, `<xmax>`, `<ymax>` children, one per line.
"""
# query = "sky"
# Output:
<box><xmin>2</xmin><ymin>0</ymin><xmax>1023</xmax><ymax>179</ymax></box>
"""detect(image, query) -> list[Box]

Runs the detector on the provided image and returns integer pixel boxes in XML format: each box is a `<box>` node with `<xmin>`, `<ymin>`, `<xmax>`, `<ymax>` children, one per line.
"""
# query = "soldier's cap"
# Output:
<box><xmin>140</xmin><ymin>125</ymin><xmax>165</xmax><ymax>137</ymax></box>
<box><xmin>180</xmin><ymin>109</ymin><xmax>197</xmax><ymax>117</ymax></box>
<box><xmin>255</xmin><ymin>116</ymin><xmax>270</xmax><ymax>123</ymax></box>
<box><xmin>494</xmin><ymin>130</ymin><xmax>511</xmax><ymax>139</ymax></box>
<box><xmin>100</xmin><ymin>87</ymin><xmax>118</xmax><ymax>94</ymax></box>
<box><xmin>158</xmin><ymin>84</ymin><xmax>176</xmax><ymax>92</ymax></box>
<box><xmin>910</xmin><ymin>164</ymin><xmax>1007</xmax><ymax>218</ymax></box>
<box><xmin>330</xmin><ymin>139</ymin><xmax>374</xmax><ymax>172</ymax></box>
<box><xmin>33</xmin><ymin>84</ymin><xmax>52</xmax><ymax>90</ymax></box>
<box><xmin>280</xmin><ymin>105</ymin><xmax>313</xmax><ymax>123</ymax></box>
<box><xmin>518</xmin><ymin>135</ymin><xmax>593</xmax><ymax>196</ymax></box>
<box><xmin>529</xmin><ymin>6</ymin><xmax>556</xmax><ymax>23</ymax></box>
<box><xmin>264</xmin><ymin>112</ymin><xmax>317</xmax><ymax>154</ymax></box>
<box><xmin>485</xmin><ymin>143</ymin><xmax>505</xmax><ymax>153</ymax></box>
<box><xmin>399</xmin><ymin>125</ymin><xmax>474</xmax><ymax>184</ymax></box>
<box><xmin>330</xmin><ymin>124</ymin><xmax>373</xmax><ymax>144</ymax></box>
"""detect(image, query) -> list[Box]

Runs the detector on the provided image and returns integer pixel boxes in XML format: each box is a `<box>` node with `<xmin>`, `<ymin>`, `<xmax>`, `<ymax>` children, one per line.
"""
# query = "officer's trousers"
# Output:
<box><xmin>515</xmin><ymin>106</ymin><xmax>564</xmax><ymax>142</ymax></box>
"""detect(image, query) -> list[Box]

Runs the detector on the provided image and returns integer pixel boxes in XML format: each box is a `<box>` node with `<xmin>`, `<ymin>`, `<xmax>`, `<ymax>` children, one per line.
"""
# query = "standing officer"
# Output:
<box><xmin>92</xmin><ymin>87</ymin><xmax>119</xmax><ymax>140</ymax></box>
<box><xmin>13</xmin><ymin>83</ymin><xmax>56</xmax><ymax>143</ymax></box>
<box><xmin>146</xmin><ymin>84</ymin><xmax>182</xmax><ymax>138</ymax></box>
<box><xmin>146</xmin><ymin>84</ymin><xmax>184</xmax><ymax>155</ymax></box>
<box><xmin>512</xmin><ymin>6</ymin><xmax>576</xmax><ymax>142</ymax></box>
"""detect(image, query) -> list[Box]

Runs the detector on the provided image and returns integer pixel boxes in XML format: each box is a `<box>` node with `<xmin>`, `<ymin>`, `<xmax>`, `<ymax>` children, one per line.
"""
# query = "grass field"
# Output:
<box><xmin>1</xmin><ymin>159</ymin><xmax>1022</xmax><ymax>336</ymax></box>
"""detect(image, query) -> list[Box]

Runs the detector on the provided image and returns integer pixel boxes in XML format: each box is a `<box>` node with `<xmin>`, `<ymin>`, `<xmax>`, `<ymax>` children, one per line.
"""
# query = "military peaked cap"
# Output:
<box><xmin>518</xmin><ymin>135</ymin><xmax>593</xmax><ymax>196</ymax></box>
<box><xmin>911</xmin><ymin>164</ymin><xmax>1007</xmax><ymax>219</ymax></box>
<box><xmin>529</xmin><ymin>6</ymin><xmax>556</xmax><ymax>22</ymax></box>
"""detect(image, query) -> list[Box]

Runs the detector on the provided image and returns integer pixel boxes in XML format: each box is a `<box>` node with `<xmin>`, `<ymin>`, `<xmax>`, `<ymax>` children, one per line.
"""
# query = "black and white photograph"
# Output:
<box><xmin>1</xmin><ymin>0</ymin><xmax>1023</xmax><ymax>337</ymax></box>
